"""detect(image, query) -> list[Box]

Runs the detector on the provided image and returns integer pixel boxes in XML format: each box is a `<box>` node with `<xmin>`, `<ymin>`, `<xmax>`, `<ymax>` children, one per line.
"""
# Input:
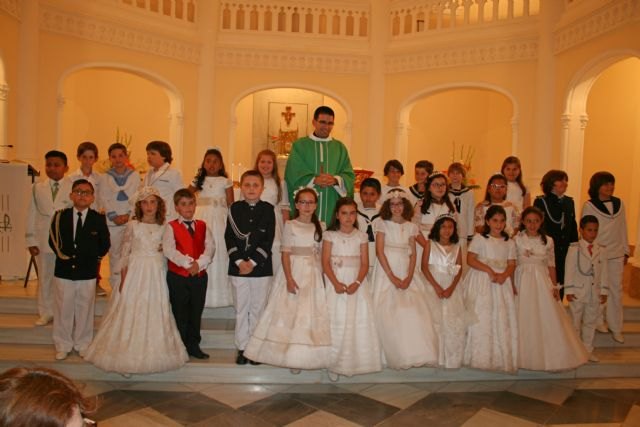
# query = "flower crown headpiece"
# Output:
<box><xmin>132</xmin><ymin>186</ymin><xmax>161</xmax><ymax>204</ymax></box>
<box><xmin>428</xmin><ymin>171</ymin><xmax>447</xmax><ymax>181</ymax></box>
<box><xmin>386</xmin><ymin>189</ymin><xmax>409</xmax><ymax>200</ymax></box>
<box><xmin>435</xmin><ymin>212</ymin><xmax>457</xmax><ymax>223</ymax></box>
<box><xmin>293</xmin><ymin>186</ymin><xmax>319</xmax><ymax>200</ymax></box>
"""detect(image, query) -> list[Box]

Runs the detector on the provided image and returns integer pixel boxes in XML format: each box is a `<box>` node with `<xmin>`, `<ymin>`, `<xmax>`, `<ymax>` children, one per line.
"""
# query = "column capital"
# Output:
<box><xmin>0</xmin><ymin>84</ymin><xmax>9</xmax><ymax>101</ymax></box>
<box><xmin>57</xmin><ymin>95</ymin><xmax>66</xmax><ymax>109</ymax></box>
<box><xmin>579</xmin><ymin>114</ymin><xmax>589</xmax><ymax>130</ymax></box>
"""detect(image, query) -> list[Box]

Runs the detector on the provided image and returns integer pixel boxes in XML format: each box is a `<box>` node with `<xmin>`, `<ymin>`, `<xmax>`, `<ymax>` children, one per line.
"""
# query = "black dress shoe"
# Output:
<box><xmin>189</xmin><ymin>349</ymin><xmax>210</xmax><ymax>359</ymax></box>
<box><xmin>249</xmin><ymin>360</ymin><xmax>261</xmax><ymax>366</ymax></box>
<box><xmin>236</xmin><ymin>350</ymin><xmax>248</xmax><ymax>365</ymax></box>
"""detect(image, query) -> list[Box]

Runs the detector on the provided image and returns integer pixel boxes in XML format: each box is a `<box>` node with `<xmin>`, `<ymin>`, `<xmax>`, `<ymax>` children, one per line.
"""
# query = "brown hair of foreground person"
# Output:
<box><xmin>0</xmin><ymin>366</ymin><xmax>96</xmax><ymax>427</ymax></box>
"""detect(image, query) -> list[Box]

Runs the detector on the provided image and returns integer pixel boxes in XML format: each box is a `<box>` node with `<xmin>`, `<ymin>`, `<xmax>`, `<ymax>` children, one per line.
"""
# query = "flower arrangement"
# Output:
<box><xmin>95</xmin><ymin>128</ymin><xmax>148</xmax><ymax>175</ymax></box>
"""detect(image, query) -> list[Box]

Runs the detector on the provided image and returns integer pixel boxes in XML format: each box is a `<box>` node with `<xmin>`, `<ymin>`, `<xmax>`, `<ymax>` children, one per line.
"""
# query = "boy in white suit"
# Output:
<box><xmin>25</xmin><ymin>151</ymin><xmax>73</xmax><ymax>326</ymax></box>
<box><xmin>565</xmin><ymin>215</ymin><xmax>609</xmax><ymax>362</ymax></box>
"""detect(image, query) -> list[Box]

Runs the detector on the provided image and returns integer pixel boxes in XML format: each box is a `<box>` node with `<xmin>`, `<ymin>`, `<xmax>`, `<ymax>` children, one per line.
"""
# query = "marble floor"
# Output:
<box><xmin>78</xmin><ymin>378</ymin><xmax>640</xmax><ymax>426</ymax></box>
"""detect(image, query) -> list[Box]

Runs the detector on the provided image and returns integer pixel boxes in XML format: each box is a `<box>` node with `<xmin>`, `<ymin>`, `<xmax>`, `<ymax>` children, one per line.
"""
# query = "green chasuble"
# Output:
<box><xmin>284</xmin><ymin>135</ymin><xmax>355</xmax><ymax>223</ymax></box>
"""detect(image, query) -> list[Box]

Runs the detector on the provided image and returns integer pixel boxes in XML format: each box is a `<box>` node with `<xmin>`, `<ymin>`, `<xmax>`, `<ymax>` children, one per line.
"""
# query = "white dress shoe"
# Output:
<box><xmin>588</xmin><ymin>353</ymin><xmax>600</xmax><ymax>363</ymax></box>
<box><xmin>595</xmin><ymin>324</ymin><xmax>609</xmax><ymax>333</ymax></box>
<box><xmin>290</xmin><ymin>369</ymin><xmax>301</xmax><ymax>375</ymax></box>
<box><xmin>78</xmin><ymin>349</ymin><xmax>87</xmax><ymax>358</ymax></box>
<box><xmin>612</xmin><ymin>333</ymin><xmax>625</xmax><ymax>344</ymax></box>
<box><xmin>55</xmin><ymin>351</ymin><xmax>68</xmax><ymax>361</ymax></box>
<box><xmin>35</xmin><ymin>315</ymin><xmax>53</xmax><ymax>326</ymax></box>
<box><xmin>328</xmin><ymin>371</ymin><xmax>339</xmax><ymax>382</ymax></box>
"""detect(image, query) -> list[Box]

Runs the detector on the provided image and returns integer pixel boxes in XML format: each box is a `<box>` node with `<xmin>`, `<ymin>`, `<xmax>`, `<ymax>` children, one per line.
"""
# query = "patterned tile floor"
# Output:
<box><xmin>78</xmin><ymin>378</ymin><xmax>640</xmax><ymax>426</ymax></box>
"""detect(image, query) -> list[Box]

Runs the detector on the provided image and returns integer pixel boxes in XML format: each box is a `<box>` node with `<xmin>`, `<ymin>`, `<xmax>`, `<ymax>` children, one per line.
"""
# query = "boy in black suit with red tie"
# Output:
<box><xmin>48</xmin><ymin>179</ymin><xmax>110</xmax><ymax>361</ymax></box>
<box><xmin>163</xmin><ymin>189</ymin><xmax>215</xmax><ymax>359</ymax></box>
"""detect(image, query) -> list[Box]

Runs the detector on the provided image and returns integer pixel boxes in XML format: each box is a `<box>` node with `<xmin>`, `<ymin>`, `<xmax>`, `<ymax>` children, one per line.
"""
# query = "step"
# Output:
<box><xmin>0</xmin><ymin>343</ymin><xmax>638</xmax><ymax>384</ymax></box>
<box><xmin>0</xmin><ymin>295</ymin><xmax>236</xmax><ymax>319</ymax></box>
<box><xmin>0</xmin><ymin>314</ymin><xmax>236</xmax><ymax>348</ymax></box>
<box><xmin>2</xmin><ymin>313</ymin><xmax>639</xmax><ymax>350</ymax></box>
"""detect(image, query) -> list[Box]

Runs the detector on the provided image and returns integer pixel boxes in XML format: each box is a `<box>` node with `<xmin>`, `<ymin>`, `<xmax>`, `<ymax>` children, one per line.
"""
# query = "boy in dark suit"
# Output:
<box><xmin>48</xmin><ymin>179</ymin><xmax>110</xmax><ymax>360</ymax></box>
<box><xmin>226</xmin><ymin>170</ymin><xmax>275</xmax><ymax>365</ymax></box>
<box><xmin>163</xmin><ymin>189</ymin><xmax>215</xmax><ymax>359</ymax></box>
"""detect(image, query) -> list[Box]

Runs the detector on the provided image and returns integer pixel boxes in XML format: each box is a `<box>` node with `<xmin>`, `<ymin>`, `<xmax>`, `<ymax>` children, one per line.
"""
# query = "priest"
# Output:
<box><xmin>285</xmin><ymin>106</ymin><xmax>355</xmax><ymax>223</ymax></box>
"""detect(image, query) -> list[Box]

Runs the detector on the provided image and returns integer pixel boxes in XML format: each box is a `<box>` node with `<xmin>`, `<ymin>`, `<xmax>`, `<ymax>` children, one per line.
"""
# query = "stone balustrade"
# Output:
<box><xmin>389</xmin><ymin>0</ymin><xmax>539</xmax><ymax>37</ymax></box>
<box><xmin>219</xmin><ymin>1</ymin><xmax>370</xmax><ymax>38</ymax></box>
<box><xmin>120</xmin><ymin>0</ymin><xmax>197</xmax><ymax>24</ymax></box>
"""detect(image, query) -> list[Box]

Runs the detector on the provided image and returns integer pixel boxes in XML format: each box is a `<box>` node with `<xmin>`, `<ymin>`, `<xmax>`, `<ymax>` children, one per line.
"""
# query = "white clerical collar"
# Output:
<box><xmin>309</xmin><ymin>133</ymin><xmax>333</xmax><ymax>142</ymax></box>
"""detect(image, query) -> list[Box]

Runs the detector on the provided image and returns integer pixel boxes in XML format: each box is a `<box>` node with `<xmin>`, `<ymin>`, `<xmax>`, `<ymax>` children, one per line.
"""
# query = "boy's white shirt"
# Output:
<box><xmin>25</xmin><ymin>177</ymin><xmax>74</xmax><ymax>252</ymax></box>
<box><xmin>564</xmin><ymin>239</ymin><xmax>609</xmax><ymax>298</ymax></box>
<box><xmin>69</xmin><ymin>169</ymin><xmax>102</xmax><ymax>211</ymax></box>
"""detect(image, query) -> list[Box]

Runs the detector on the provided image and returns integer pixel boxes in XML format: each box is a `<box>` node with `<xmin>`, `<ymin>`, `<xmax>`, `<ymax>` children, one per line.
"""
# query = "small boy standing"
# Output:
<box><xmin>408</xmin><ymin>160</ymin><xmax>434</xmax><ymax>206</ymax></box>
<box><xmin>357</xmin><ymin>177</ymin><xmax>381</xmax><ymax>277</ymax></box>
<box><xmin>143</xmin><ymin>141</ymin><xmax>184</xmax><ymax>220</ymax></box>
<box><xmin>69</xmin><ymin>141</ymin><xmax>102</xmax><ymax>210</ymax></box>
<box><xmin>100</xmin><ymin>143</ymin><xmax>141</xmax><ymax>296</ymax></box>
<box><xmin>26</xmin><ymin>150</ymin><xmax>73</xmax><ymax>326</ymax></box>
<box><xmin>380</xmin><ymin>159</ymin><xmax>409</xmax><ymax>202</ymax></box>
<box><xmin>163</xmin><ymin>189</ymin><xmax>215</xmax><ymax>359</ymax></box>
<box><xmin>564</xmin><ymin>215</ymin><xmax>609</xmax><ymax>362</ymax></box>
<box><xmin>48</xmin><ymin>179</ymin><xmax>110</xmax><ymax>360</ymax></box>
<box><xmin>225</xmin><ymin>170</ymin><xmax>275</xmax><ymax>365</ymax></box>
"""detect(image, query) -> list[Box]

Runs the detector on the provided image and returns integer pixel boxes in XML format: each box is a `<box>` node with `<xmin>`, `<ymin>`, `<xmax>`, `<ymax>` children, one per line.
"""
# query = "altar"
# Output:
<box><xmin>0</xmin><ymin>162</ymin><xmax>32</xmax><ymax>279</ymax></box>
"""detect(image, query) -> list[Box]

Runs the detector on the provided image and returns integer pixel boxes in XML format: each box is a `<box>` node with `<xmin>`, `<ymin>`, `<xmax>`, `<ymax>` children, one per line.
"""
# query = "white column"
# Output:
<box><xmin>56</xmin><ymin>95</ymin><xmax>66</xmax><ymax>151</ymax></box>
<box><xmin>16</xmin><ymin>0</ymin><xmax>39</xmax><ymax>162</ymax></box>
<box><xmin>195</xmin><ymin>1</ymin><xmax>218</xmax><ymax>165</ymax></box>
<box><xmin>368</xmin><ymin>1</ymin><xmax>388</xmax><ymax>176</ymax></box>
<box><xmin>532</xmin><ymin>0</ymin><xmax>563</xmax><ymax>183</ymax></box>
<box><xmin>395</xmin><ymin>122</ymin><xmax>409</xmax><ymax>166</ymax></box>
<box><xmin>168</xmin><ymin>112</ymin><xmax>185</xmax><ymax>171</ymax></box>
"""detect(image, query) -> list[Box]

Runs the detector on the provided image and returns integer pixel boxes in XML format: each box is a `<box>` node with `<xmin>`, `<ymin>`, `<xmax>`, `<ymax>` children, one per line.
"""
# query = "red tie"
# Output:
<box><xmin>588</xmin><ymin>244</ymin><xmax>593</xmax><ymax>256</ymax></box>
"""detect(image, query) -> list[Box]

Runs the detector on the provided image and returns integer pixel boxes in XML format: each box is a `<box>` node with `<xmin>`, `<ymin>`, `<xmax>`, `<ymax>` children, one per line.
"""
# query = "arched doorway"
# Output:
<box><xmin>397</xmin><ymin>83</ymin><xmax>518</xmax><ymax>191</ymax></box>
<box><xmin>563</xmin><ymin>53</ymin><xmax>640</xmax><ymax>249</ymax></box>
<box><xmin>229</xmin><ymin>85</ymin><xmax>351</xmax><ymax>181</ymax></box>
<box><xmin>57</xmin><ymin>63</ymin><xmax>184</xmax><ymax>172</ymax></box>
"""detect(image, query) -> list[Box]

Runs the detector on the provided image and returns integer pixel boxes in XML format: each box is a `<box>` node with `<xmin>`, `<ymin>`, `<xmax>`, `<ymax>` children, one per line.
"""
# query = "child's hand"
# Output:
<box><xmin>440</xmin><ymin>286</ymin><xmax>453</xmax><ymax>299</ymax></box>
<box><xmin>432</xmin><ymin>284</ymin><xmax>444</xmax><ymax>298</ymax></box>
<box><xmin>346</xmin><ymin>281</ymin><xmax>360</xmax><ymax>295</ymax></box>
<box><xmin>238</xmin><ymin>261</ymin><xmax>254</xmax><ymax>275</ymax></box>
<box><xmin>600</xmin><ymin>295</ymin><xmax>608</xmax><ymax>304</ymax></box>
<box><xmin>487</xmin><ymin>269</ymin><xmax>497</xmax><ymax>282</ymax></box>
<box><xmin>333</xmin><ymin>282</ymin><xmax>347</xmax><ymax>294</ymax></box>
<box><xmin>399</xmin><ymin>276</ymin><xmax>411</xmax><ymax>290</ymax></box>
<box><xmin>566</xmin><ymin>294</ymin><xmax>576</xmax><ymax>302</ymax></box>
<box><xmin>552</xmin><ymin>288</ymin><xmax>560</xmax><ymax>301</ymax></box>
<box><xmin>494</xmin><ymin>272</ymin><xmax>507</xmax><ymax>285</ymax></box>
<box><xmin>511</xmin><ymin>284</ymin><xmax>518</xmax><ymax>296</ymax></box>
<box><xmin>28</xmin><ymin>246</ymin><xmax>39</xmax><ymax>256</ymax></box>
<box><xmin>188</xmin><ymin>262</ymin><xmax>200</xmax><ymax>276</ymax></box>
<box><xmin>390</xmin><ymin>274</ymin><xmax>403</xmax><ymax>289</ymax></box>
<box><xmin>286</xmin><ymin>278</ymin><xmax>299</xmax><ymax>294</ymax></box>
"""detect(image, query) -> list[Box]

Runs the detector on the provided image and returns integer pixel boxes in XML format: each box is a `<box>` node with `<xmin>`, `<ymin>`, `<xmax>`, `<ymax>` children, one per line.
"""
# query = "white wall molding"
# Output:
<box><xmin>215</xmin><ymin>47</ymin><xmax>371</xmax><ymax>74</ymax></box>
<box><xmin>385</xmin><ymin>38</ymin><xmax>538</xmax><ymax>73</ymax></box>
<box><xmin>39</xmin><ymin>4</ymin><xmax>201</xmax><ymax>64</ymax></box>
<box><xmin>554</xmin><ymin>0</ymin><xmax>639</xmax><ymax>54</ymax></box>
<box><xmin>0</xmin><ymin>0</ymin><xmax>20</xmax><ymax>20</ymax></box>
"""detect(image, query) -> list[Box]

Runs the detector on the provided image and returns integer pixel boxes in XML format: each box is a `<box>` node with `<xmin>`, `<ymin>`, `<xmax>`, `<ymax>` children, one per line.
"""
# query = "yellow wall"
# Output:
<box><xmin>583</xmin><ymin>57</ymin><xmax>640</xmax><ymax>245</ymax></box>
<box><xmin>61</xmin><ymin>68</ymin><xmax>170</xmax><ymax>173</ymax></box>
<box><xmin>406</xmin><ymin>88</ymin><xmax>512</xmax><ymax>196</ymax></box>
<box><xmin>35</xmin><ymin>31</ymin><xmax>199</xmax><ymax>173</ymax></box>
<box><xmin>384</xmin><ymin>60</ymin><xmax>537</xmax><ymax>188</ymax></box>
<box><xmin>0</xmin><ymin>11</ymin><xmax>20</xmax><ymax>153</ymax></box>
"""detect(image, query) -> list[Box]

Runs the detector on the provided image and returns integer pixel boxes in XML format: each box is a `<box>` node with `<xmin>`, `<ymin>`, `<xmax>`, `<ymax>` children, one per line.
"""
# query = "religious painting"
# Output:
<box><xmin>267</xmin><ymin>102</ymin><xmax>308</xmax><ymax>157</ymax></box>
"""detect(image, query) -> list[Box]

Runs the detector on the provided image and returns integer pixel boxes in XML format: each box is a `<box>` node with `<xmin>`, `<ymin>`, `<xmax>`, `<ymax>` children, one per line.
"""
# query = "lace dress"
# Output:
<box><xmin>514</xmin><ymin>232</ymin><xmax>588</xmax><ymax>371</ymax></box>
<box><xmin>424</xmin><ymin>241</ymin><xmax>466</xmax><ymax>369</ymax></box>
<box><xmin>84</xmin><ymin>221</ymin><xmax>188</xmax><ymax>374</ymax></box>
<box><xmin>324</xmin><ymin>229</ymin><xmax>382</xmax><ymax>376</ymax></box>
<box><xmin>371</xmin><ymin>220</ymin><xmax>439</xmax><ymax>369</ymax></box>
<box><xmin>194</xmin><ymin>176</ymin><xmax>233</xmax><ymax>307</ymax></box>
<box><xmin>462</xmin><ymin>234</ymin><xmax>518</xmax><ymax>373</ymax></box>
<box><xmin>244</xmin><ymin>220</ymin><xmax>331</xmax><ymax>369</ymax></box>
